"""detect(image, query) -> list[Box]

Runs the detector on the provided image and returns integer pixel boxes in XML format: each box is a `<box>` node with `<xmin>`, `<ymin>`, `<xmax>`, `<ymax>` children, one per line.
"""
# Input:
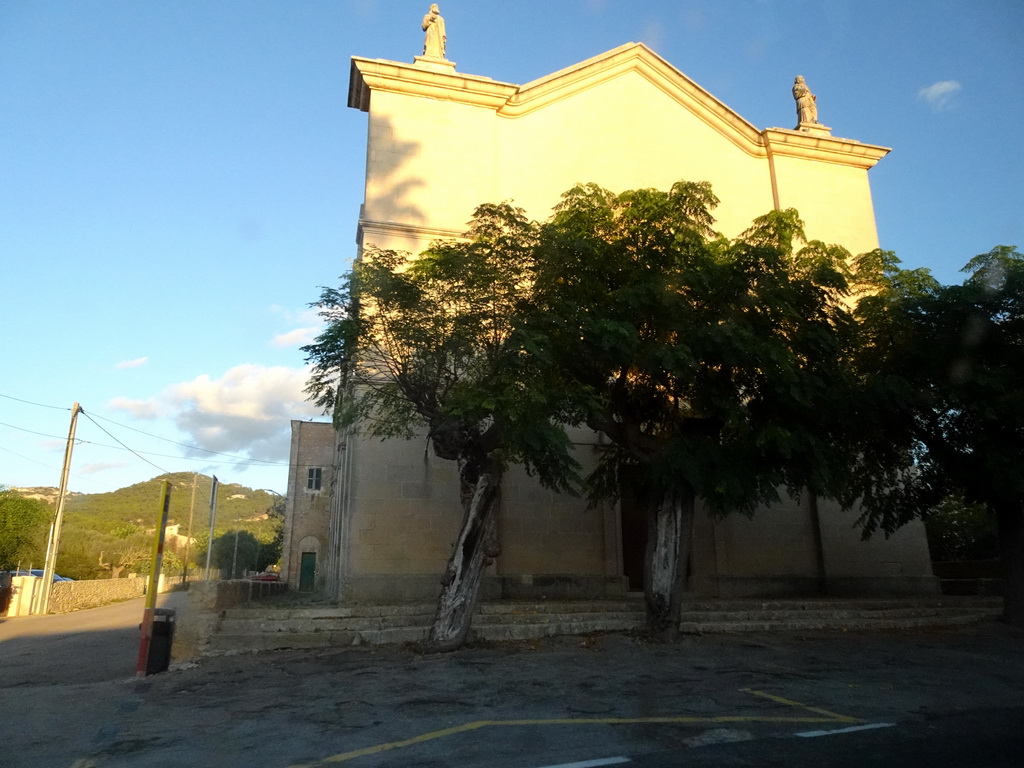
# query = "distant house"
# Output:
<box><xmin>282</xmin><ymin>43</ymin><xmax>937</xmax><ymax>601</ymax></box>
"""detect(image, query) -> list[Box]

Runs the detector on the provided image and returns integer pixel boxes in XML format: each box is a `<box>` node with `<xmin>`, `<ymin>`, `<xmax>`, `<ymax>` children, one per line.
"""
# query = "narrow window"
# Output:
<box><xmin>307</xmin><ymin>467</ymin><xmax>322</xmax><ymax>491</ymax></box>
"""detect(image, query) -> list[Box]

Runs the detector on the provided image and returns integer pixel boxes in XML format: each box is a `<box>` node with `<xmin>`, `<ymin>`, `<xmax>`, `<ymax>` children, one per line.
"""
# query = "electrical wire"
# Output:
<box><xmin>82</xmin><ymin>410</ymin><xmax>287</xmax><ymax>466</ymax></box>
<box><xmin>0</xmin><ymin>418</ymin><xmax>279</xmax><ymax>468</ymax></box>
<box><xmin>0</xmin><ymin>393</ymin><xmax>70</xmax><ymax>410</ymax></box>
<box><xmin>0</xmin><ymin>419</ymin><xmax>68</xmax><ymax>441</ymax></box>
<box><xmin>0</xmin><ymin>443</ymin><xmax>60</xmax><ymax>470</ymax></box>
<box><xmin>1</xmin><ymin>394</ymin><xmax>289</xmax><ymax>467</ymax></box>
<box><xmin>0</xmin><ymin>392</ymin><xmax>322</xmax><ymax>485</ymax></box>
<box><xmin>79</xmin><ymin>408</ymin><xmax>172</xmax><ymax>476</ymax></box>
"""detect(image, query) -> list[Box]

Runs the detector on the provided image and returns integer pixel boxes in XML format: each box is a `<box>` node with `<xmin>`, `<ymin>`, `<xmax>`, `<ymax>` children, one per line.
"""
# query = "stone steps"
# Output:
<box><xmin>677</xmin><ymin>597</ymin><xmax>1002</xmax><ymax>634</ymax></box>
<box><xmin>201</xmin><ymin>597</ymin><xmax>1002</xmax><ymax>654</ymax></box>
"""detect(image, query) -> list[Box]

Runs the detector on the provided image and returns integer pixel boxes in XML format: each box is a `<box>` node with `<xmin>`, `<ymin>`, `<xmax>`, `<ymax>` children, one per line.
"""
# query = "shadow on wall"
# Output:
<box><xmin>363</xmin><ymin>114</ymin><xmax>426</xmax><ymax>229</ymax></box>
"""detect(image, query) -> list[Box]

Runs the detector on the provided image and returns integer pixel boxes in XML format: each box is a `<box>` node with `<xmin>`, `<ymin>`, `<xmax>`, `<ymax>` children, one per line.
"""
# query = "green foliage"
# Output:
<box><xmin>924</xmin><ymin>496</ymin><xmax>998</xmax><ymax>562</ymax></box>
<box><xmin>4</xmin><ymin>475</ymin><xmax>284</xmax><ymax>579</ymax></box>
<box><xmin>110</xmin><ymin>523</ymin><xmax>143</xmax><ymax>539</ymax></box>
<box><xmin>304</xmin><ymin>202</ymin><xmax>579</xmax><ymax>495</ymax></box>
<box><xmin>854</xmin><ymin>246</ymin><xmax>1024</xmax><ymax>535</ymax></box>
<box><xmin>0</xmin><ymin>487</ymin><xmax>50</xmax><ymax>570</ymax></box>
<box><xmin>208</xmin><ymin>530</ymin><xmax>274</xmax><ymax>578</ymax></box>
<box><xmin>526</xmin><ymin>181</ymin><xmax>866</xmax><ymax>516</ymax></box>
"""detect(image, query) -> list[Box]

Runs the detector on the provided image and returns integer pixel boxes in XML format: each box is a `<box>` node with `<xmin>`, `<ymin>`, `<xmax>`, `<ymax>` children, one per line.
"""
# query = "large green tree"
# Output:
<box><xmin>525</xmin><ymin>181</ymin><xmax>868</xmax><ymax>634</ymax></box>
<box><xmin>856</xmin><ymin>246</ymin><xmax>1024</xmax><ymax>625</ymax></box>
<box><xmin>0</xmin><ymin>487</ymin><xmax>50</xmax><ymax>570</ymax></box>
<box><xmin>304</xmin><ymin>204</ymin><xmax>577</xmax><ymax>651</ymax></box>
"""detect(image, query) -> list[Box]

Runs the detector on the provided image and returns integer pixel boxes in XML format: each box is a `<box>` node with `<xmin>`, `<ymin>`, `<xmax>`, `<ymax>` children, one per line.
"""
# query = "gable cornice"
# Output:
<box><xmin>349</xmin><ymin>43</ymin><xmax>890</xmax><ymax>169</ymax></box>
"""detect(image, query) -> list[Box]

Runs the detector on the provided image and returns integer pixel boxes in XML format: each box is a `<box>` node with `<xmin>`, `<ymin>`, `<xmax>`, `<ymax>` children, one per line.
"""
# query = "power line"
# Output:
<box><xmin>0</xmin><ymin>405</ymin><xmax>289</xmax><ymax>467</ymax></box>
<box><xmin>82</xmin><ymin>410</ymin><xmax>287</xmax><ymax>466</ymax></box>
<box><xmin>0</xmin><ymin>443</ymin><xmax>60</xmax><ymax>470</ymax></box>
<box><xmin>0</xmin><ymin>392</ymin><xmax>71</xmax><ymax>410</ymax></box>
<box><xmin>0</xmin><ymin>419</ymin><xmax>69</xmax><ymax>441</ymax></box>
<box><xmin>79</xmin><ymin>408</ymin><xmax>172</xmax><ymax>476</ymax></box>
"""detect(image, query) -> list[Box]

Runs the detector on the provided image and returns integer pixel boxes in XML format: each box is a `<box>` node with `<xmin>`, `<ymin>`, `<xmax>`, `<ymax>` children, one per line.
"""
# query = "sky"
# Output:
<box><xmin>1</xmin><ymin>1</ymin><xmax>1021</xmax><ymax>497</ymax></box>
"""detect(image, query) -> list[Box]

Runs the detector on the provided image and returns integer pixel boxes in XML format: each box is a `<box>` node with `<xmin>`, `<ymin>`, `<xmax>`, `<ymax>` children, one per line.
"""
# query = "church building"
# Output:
<box><xmin>281</xmin><ymin>34</ymin><xmax>938</xmax><ymax>602</ymax></box>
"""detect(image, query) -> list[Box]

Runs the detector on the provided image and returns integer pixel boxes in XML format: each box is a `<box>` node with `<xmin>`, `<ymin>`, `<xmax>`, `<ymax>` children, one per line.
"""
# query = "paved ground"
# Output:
<box><xmin>0</xmin><ymin>592</ymin><xmax>187</xmax><ymax>686</ymax></box>
<box><xmin>1</xmin><ymin>601</ymin><xmax>1022</xmax><ymax>768</ymax></box>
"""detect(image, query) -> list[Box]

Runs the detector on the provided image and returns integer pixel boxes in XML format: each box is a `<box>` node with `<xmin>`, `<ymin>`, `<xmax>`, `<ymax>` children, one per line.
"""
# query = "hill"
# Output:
<box><xmin>11</xmin><ymin>474</ymin><xmax>284</xmax><ymax>579</ymax></box>
<box><xmin>18</xmin><ymin>473</ymin><xmax>280</xmax><ymax>533</ymax></box>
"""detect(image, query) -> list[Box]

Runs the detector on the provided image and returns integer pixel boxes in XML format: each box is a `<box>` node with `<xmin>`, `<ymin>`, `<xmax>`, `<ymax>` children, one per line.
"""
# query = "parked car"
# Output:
<box><xmin>3</xmin><ymin>569</ymin><xmax>74</xmax><ymax>582</ymax></box>
<box><xmin>248</xmin><ymin>571</ymin><xmax>280</xmax><ymax>582</ymax></box>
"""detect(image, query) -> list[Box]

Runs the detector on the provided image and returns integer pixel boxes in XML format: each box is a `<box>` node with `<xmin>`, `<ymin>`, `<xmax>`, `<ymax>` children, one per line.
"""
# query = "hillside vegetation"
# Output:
<box><xmin>12</xmin><ymin>473</ymin><xmax>284</xmax><ymax>580</ymax></box>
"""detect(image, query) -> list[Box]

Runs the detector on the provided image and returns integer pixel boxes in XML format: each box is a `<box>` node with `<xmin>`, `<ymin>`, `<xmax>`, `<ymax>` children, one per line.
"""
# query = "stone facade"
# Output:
<box><xmin>284</xmin><ymin>42</ymin><xmax>937</xmax><ymax>602</ymax></box>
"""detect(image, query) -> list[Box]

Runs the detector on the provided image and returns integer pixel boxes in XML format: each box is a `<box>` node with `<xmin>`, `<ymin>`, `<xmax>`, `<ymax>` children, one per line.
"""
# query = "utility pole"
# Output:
<box><xmin>136</xmin><ymin>480</ymin><xmax>172</xmax><ymax>677</ymax></box>
<box><xmin>181</xmin><ymin>473</ymin><xmax>197</xmax><ymax>585</ymax></box>
<box><xmin>35</xmin><ymin>403</ymin><xmax>81</xmax><ymax>615</ymax></box>
<box><xmin>204</xmin><ymin>475</ymin><xmax>219</xmax><ymax>580</ymax></box>
<box><xmin>231</xmin><ymin>529</ymin><xmax>240</xmax><ymax>579</ymax></box>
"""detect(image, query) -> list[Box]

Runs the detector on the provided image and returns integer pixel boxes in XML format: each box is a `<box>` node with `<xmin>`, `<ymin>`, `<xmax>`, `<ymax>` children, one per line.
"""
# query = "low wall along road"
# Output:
<box><xmin>3</xmin><ymin>575</ymin><xmax>173</xmax><ymax>617</ymax></box>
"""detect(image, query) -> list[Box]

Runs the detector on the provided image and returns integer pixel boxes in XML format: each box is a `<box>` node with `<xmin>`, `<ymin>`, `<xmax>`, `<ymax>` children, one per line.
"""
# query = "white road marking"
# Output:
<box><xmin>795</xmin><ymin>722</ymin><xmax>896</xmax><ymax>738</ymax></box>
<box><xmin>535</xmin><ymin>758</ymin><xmax>631</xmax><ymax>768</ymax></box>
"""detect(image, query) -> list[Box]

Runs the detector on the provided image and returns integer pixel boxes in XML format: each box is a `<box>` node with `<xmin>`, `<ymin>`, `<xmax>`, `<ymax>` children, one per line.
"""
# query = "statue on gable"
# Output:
<box><xmin>422</xmin><ymin>4</ymin><xmax>447</xmax><ymax>60</ymax></box>
<box><xmin>793</xmin><ymin>75</ymin><xmax>818</xmax><ymax>126</ymax></box>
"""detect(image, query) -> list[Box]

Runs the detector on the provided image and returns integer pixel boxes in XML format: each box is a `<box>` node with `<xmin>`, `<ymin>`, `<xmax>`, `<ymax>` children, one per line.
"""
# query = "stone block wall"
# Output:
<box><xmin>172</xmin><ymin>579</ymin><xmax>289</xmax><ymax>661</ymax></box>
<box><xmin>45</xmin><ymin>575</ymin><xmax>175</xmax><ymax>614</ymax></box>
<box><xmin>47</xmin><ymin>577</ymin><xmax>147</xmax><ymax>613</ymax></box>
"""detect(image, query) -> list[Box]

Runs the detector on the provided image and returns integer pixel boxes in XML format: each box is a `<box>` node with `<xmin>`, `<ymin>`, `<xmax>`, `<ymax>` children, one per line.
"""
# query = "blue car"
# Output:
<box><xmin>4</xmin><ymin>569</ymin><xmax>73</xmax><ymax>581</ymax></box>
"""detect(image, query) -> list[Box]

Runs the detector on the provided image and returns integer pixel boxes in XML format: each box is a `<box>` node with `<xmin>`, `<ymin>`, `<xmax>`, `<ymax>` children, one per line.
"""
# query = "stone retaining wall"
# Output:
<box><xmin>47</xmin><ymin>576</ymin><xmax>171</xmax><ymax>614</ymax></box>
<box><xmin>172</xmin><ymin>580</ymin><xmax>289</xmax><ymax>661</ymax></box>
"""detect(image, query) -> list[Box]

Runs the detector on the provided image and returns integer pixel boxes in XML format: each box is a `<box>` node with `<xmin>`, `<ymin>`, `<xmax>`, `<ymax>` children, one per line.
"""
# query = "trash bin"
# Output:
<box><xmin>146</xmin><ymin>608</ymin><xmax>176</xmax><ymax>675</ymax></box>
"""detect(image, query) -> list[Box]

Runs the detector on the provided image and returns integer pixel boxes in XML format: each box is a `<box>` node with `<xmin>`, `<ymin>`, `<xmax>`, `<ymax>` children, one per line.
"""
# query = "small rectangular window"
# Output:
<box><xmin>307</xmin><ymin>467</ymin><xmax>322</xmax><ymax>491</ymax></box>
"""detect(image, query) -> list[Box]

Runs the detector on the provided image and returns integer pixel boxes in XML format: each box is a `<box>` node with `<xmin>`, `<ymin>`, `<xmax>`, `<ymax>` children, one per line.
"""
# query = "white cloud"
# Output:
<box><xmin>271</xmin><ymin>327</ymin><xmax>320</xmax><ymax>348</ymax></box>
<box><xmin>640</xmin><ymin>21</ymin><xmax>666</xmax><ymax>53</ymax></box>
<box><xmin>116</xmin><ymin>357</ymin><xmax>149</xmax><ymax>370</ymax></box>
<box><xmin>271</xmin><ymin>305</ymin><xmax>321</xmax><ymax>325</ymax></box>
<box><xmin>269</xmin><ymin>306</ymin><xmax>324</xmax><ymax>348</ymax></box>
<box><xmin>110</xmin><ymin>364</ymin><xmax>322</xmax><ymax>465</ymax></box>
<box><xmin>109</xmin><ymin>397</ymin><xmax>161</xmax><ymax>419</ymax></box>
<box><xmin>80</xmin><ymin>461</ymin><xmax>128</xmax><ymax>475</ymax></box>
<box><xmin>918</xmin><ymin>80</ymin><xmax>962</xmax><ymax>112</ymax></box>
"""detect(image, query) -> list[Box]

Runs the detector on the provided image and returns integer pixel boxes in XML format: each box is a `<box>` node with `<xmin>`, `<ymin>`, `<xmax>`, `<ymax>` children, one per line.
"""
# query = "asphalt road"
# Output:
<box><xmin>1</xmin><ymin>605</ymin><xmax>1021</xmax><ymax>768</ymax></box>
<box><xmin>0</xmin><ymin>592</ymin><xmax>187</xmax><ymax>686</ymax></box>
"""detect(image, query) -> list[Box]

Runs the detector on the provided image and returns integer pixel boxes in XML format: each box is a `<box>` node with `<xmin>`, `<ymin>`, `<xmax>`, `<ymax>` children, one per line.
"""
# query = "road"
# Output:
<box><xmin>0</xmin><ymin>591</ymin><xmax>186</xmax><ymax>686</ymax></box>
<box><xmin>1</xmin><ymin>605</ymin><xmax>1021</xmax><ymax>768</ymax></box>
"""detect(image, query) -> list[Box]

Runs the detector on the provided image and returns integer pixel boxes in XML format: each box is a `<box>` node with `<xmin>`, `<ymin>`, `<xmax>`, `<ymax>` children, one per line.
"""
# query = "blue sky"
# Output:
<box><xmin>1</xmin><ymin>1</ymin><xmax>1021</xmax><ymax>496</ymax></box>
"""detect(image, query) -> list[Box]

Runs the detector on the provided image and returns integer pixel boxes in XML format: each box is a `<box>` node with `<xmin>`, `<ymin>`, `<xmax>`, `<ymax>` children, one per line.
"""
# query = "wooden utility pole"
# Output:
<box><xmin>35</xmin><ymin>402</ymin><xmax>81</xmax><ymax>615</ymax></box>
<box><xmin>136</xmin><ymin>480</ymin><xmax>172</xmax><ymax>677</ymax></box>
<box><xmin>181</xmin><ymin>473</ymin><xmax>198</xmax><ymax>584</ymax></box>
<box><xmin>204</xmin><ymin>475</ymin><xmax>219</xmax><ymax>580</ymax></box>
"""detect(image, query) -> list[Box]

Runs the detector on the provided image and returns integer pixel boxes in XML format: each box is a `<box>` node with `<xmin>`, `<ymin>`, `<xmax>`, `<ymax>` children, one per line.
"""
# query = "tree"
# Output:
<box><xmin>210</xmin><ymin>530</ymin><xmax>262</xmax><ymax>578</ymax></box>
<box><xmin>856</xmin><ymin>246</ymin><xmax>1024</xmax><ymax>626</ymax></box>
<box><xmin>924</xmin><ymin>495</ymin><xmax>998</xmax><ymax>563</ymax></box>
<box><xmin>304</xmin><ymin>204</ymin><xmax>577</xmax><ymax>650</ymax></box>
<box><xmin>261</xmin><ymin>496</ymin><xmax>286</xmax><ymax>571</ymax></box>
<box><xmin>0</xmin><ymin>487</ymin><xmax>50</xmax><ymax>570</ymax></box>
<box><xmin>525</xmin><ymin>181</ymin><xmax>868</xmax><ymax>635</ymax></box>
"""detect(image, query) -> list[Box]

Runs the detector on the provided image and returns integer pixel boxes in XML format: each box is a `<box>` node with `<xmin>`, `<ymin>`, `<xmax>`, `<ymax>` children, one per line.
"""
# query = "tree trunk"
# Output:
<box><xmin>995</xmin><ymin>504</ymin><xmax>1024</xmax><ymax>628</ymax></box>
<box><xmin>644</xmin><ymin>489</ymin><xmax>695</xmax><ymax>639</ymax></box>
<box><xmin>427</xmin><ymin>464</ymin><xmax>501</xmax><ymax>651</ymax></box>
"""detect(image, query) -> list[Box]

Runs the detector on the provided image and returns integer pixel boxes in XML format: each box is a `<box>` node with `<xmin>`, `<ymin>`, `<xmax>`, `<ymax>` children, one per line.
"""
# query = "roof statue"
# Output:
<box><xmin>793</xmin><ymin>75</ymin><xmax>818</xmax><ymax>127</ymax></box>
<box><xmin>422</xmin><ymin>4</ymin><xmax>446</xmax><ymax>59</ymax></box>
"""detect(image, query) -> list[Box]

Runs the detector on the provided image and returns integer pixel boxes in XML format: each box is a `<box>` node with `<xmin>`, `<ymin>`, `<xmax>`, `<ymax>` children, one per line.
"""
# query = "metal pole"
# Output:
<box><xmin>231</xmin><ymin>529</ymin><xmax>239</xmax><ymax>579</ymax></box>
<box><xmin>204</xmin><ymin>475</ymin><xmax>219</xmax><ymax>580</ymax></box>
<box><xmin>181</xmin><ymin>473</ymin><xmax>197</xmax><ymax>584</ymax></box>
<box><xmin>136</xmin><ymin>480</ymin><xmax>172</xmax><ymax>678</ymax></box>
<box><xmin>35</xmin><ymin>403</ymin><xmax>81</xmax><ymax>615</ymax></box>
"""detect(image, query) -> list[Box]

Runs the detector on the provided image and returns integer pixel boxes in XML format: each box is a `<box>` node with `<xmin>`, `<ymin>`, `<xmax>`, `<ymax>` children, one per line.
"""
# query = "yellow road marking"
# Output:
<box><xmin>741</xmin><ymin>688</ymin><xmax>862</xmax><ymax>724</ymax></box>
<box><xmin>288</xmin><ymin>689</ymin><xmax>862</xmax><ymax>767</ymax></box>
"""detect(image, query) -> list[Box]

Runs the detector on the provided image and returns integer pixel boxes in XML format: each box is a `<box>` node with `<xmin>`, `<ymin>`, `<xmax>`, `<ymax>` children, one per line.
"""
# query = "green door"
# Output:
<box><xmin>299</xmin><ymin>552</ymin><xmax>316</xmax><ymax>592</ymax></box>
